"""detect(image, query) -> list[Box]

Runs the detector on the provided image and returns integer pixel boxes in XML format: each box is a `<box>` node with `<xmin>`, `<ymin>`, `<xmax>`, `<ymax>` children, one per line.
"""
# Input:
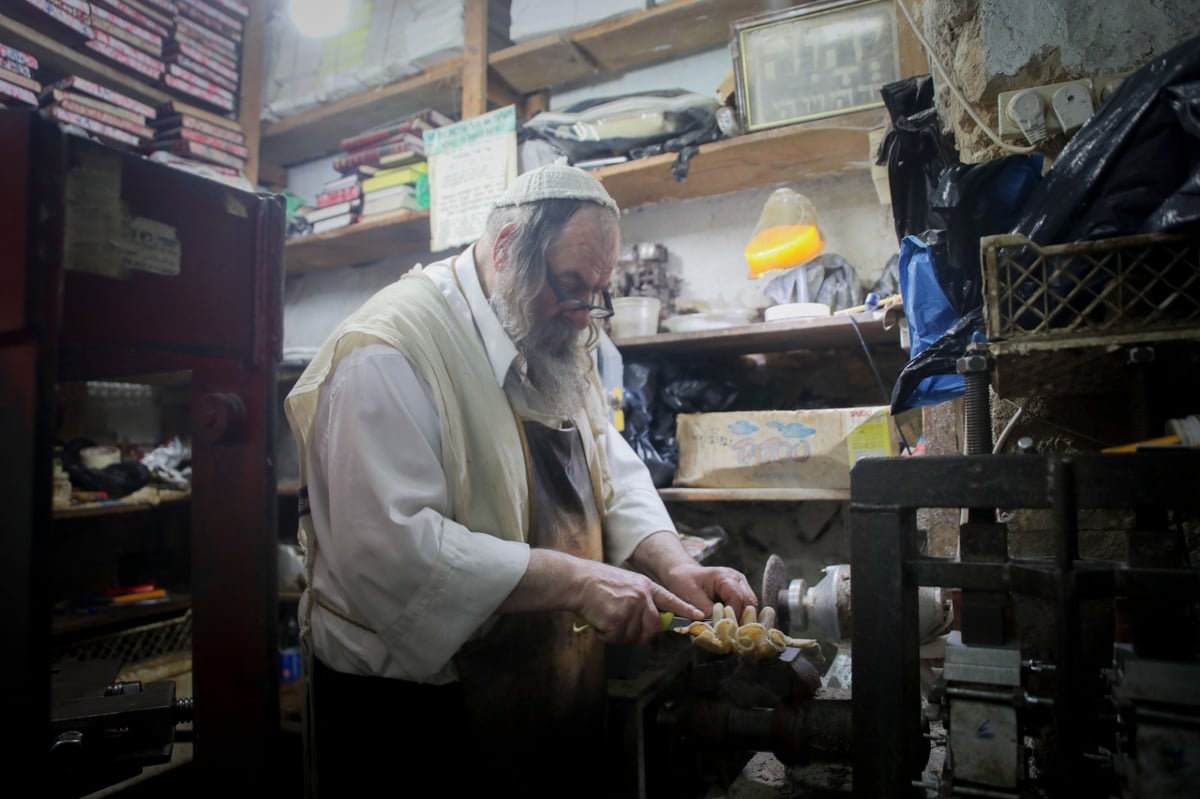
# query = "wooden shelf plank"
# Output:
<box><xmin>282</xmin><ymin>109</ymin><xmax>888</xmax><ymax>276</ymax></box>
<box><xmin>594</xmin><ymin>107</ymin><xmax>889</xmax><ymax>209</ymax></box>
<box><xmin>284</xmin><ymin>210</ymin><xmax>441</xmax><ymax>275</ymax></box>
<box><xmin>53</xmin><ymin>491</ymin><xmax>191</xmax><ymax>520</ymax></box>
<box><xmin>569</xmin><ymin>0</ymin><xmax>776</xmax><ymax>76</ymax></box>
<box><xmin>659</xmin><ymin>487</ymin><xmax>850</xmax><ymax>502</ymax></box>
<box><xmin>0</xmin><ymin>11</ymin><xmax>172</xmax><ymax>107</ymax></box>
<box><xmin>614</xmin><ymin>311</ymin><xmax>897</xmax><ymax>357</ymax></box>
<box><xmin>260</xmin><ymin>60</ymin><xmax>463</xmax><ymax>167</ymax></box>
<box><xmin>52</xmin><ymin>595</ymin><xmax>192</xmax><ymax>641</ymax></box>
<box><xmin>260</xmin><ymin>0</ymin><xmax>781</xmax><ymax>167</ymax></box>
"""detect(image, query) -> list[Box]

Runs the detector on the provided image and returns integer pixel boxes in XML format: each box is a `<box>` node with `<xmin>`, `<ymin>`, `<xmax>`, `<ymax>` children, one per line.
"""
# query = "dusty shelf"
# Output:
<box><xmin>658</xmin><ymin>487</ymin><xmax>851</xmax><ymax>502</ymax></box>
<box><xmin>613</xmin><ymin>312</ymin><xmax>898</xmax><ymax>357</ymax></box>
<box><xmin>593</xmin><ymin>108</ymin><xmax>887</xmax><ymax>208</ymax></box>
<box><xmin>282</xmin><ymin>111</ymin><xmax>890</xmax><ymax>277</ymax></box>
<box><xmin>284</xmin><ymin>210</ymin><xmax>441</xmax><ymax>275</ymax></box>
<box><xmin>260</xmin><ymin>0</ymin><xmax>783</xmax><ymax>168</ymax></box>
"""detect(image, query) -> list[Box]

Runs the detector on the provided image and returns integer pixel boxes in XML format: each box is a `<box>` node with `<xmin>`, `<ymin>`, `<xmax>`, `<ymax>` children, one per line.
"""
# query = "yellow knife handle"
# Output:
<box><xmin>573</xmin><ymin>611</ymin><xmax>675</xmax><ymax>633</ymax></box>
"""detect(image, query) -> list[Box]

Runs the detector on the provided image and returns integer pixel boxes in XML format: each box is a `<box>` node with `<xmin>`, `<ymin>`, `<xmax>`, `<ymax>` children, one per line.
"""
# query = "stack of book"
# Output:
<box><xmin>161</xmin><ymin>0</ymin><xmax>246</xmax><ymax>114</ymax></box>
<box><xmin>0</xmin><ymin>42</ymin><xmax>42</xmax><ymax>108</ymax></box>
<box><xmin>360</xmin><ymin>162</ymin><xmax>427</xmax><ymax>221</ymax></box>
<box><xmin>300</xmin><ymin>174</ymin><xmax>362</xmax><ymax>235</ymax></box>
<box><xmin>40</xmin><ymin>74</ymin><xmax>157</xmax><ymax>149</ymax></box>
<box><xmin>6</xmin><ymin>0</ymin><xmax>248</xmax><ymax>117</ymax></box>
<box><xmin>331</xmin><ymin>107</ymin><xmax>454</xmax><ymax>177</ymax></box>
<box><xmin>149</xmin><ymin>105</ymin><xmax>247</xmax><ymax>173</ymax></box>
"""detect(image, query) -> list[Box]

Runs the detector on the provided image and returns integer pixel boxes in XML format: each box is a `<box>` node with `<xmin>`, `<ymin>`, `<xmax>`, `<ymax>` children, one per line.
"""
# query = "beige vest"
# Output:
<box><xmin>283</xmin><ymin>265</ymin><xmax>616</xmax><ymax>640</ymax></box>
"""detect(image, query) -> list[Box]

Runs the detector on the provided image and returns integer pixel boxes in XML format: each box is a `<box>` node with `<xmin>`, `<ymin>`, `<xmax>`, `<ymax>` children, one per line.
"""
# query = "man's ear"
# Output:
<box><xmin>490</xmin><ymin>221</ymin><xmax>519</xmax><ymax>272</ymax></box>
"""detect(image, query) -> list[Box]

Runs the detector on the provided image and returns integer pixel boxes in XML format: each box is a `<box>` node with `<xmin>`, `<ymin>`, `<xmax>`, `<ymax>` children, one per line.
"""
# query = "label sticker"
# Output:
<box><xmin>121</xmin><ymin>215</ymin><xmax>181</xmax><ymax>276</ymax></box>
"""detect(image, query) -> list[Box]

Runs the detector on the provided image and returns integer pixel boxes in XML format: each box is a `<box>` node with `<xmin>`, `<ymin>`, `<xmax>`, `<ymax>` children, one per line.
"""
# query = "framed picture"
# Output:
<box><xmin>731</xmin><ymin>0</ymin><xmax>900</xmax><ymax>132</ymax></box>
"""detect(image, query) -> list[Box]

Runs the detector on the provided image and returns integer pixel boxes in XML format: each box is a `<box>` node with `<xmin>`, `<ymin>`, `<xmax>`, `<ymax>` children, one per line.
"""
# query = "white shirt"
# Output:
<box><xmin>303</xmin><ymin>245</ymin><xmax>676</xmax><ymax>682</ymax></box>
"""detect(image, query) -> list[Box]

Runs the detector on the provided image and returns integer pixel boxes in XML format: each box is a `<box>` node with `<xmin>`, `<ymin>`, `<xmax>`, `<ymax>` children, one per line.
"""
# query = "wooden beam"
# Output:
<box><xmin>895</xmin><ymin>0</ymin><xmax>929</xmax><ymax>80</ymax></box>
<box><xmin>237</xmin><ymin>0</ymin><xmax>267</xmax><ymax>186</ymax></box>
<box><xmin>518</xmin><ymin>91</ymin><xmax>549</xmax><ymax>122</ymax></box>
<box><xmin>257</xmin><ymin>161</ymin><xmax>289</xmax><ymax>193</ymax></box>
<box><xmin>461</xmin><ymin>0</ymin><xmax>489</xmax><ymax>118</ymax></box>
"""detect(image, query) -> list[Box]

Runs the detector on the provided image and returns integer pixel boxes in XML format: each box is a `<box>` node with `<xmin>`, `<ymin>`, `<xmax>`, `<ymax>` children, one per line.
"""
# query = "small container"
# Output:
<box><xmin>610</xmin><ymin>296</ymin><xmax>661</xmax><ymax>340</ymax></box>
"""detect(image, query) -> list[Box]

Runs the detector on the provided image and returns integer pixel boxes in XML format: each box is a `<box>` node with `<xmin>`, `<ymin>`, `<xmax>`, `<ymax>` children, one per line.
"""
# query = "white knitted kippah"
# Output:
<box><xmin>493</xmin><ymin>163</ymin><xmax>619</xmax><ymax>213</ymax></box>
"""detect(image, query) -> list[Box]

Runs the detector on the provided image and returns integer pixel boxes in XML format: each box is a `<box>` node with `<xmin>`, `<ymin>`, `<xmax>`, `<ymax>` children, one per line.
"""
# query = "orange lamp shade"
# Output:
<box><xmin>744</xmin><ymin>224</ymin><xmax>824</xmax><ymax>278</ymax></box>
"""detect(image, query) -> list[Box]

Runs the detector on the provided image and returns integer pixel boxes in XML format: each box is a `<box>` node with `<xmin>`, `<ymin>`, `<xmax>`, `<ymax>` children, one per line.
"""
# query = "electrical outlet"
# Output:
<box><xmin>997</xmin><ymin>79</ymin><xmax>1095</xmax><ymax>138</ymax></box>
<box><xmin>1094</xmin><ymin>71</ymin><xmax>1133</xmax><ymax>104</ymax></box>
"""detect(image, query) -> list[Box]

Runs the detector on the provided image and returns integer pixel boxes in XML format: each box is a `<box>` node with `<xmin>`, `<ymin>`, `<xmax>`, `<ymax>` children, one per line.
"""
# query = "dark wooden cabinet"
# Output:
<box><xmin>1</xmin><ymin>109</ymin><xmax>286</xmax><ymax>794</ymax></box>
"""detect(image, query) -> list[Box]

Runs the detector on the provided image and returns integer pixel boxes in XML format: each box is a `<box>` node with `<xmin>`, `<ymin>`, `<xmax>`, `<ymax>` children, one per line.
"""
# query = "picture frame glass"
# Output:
<box><xmin>735</xmin><ymin>0</ymin><xmax>899</xmax><ymax>131</ymax></box>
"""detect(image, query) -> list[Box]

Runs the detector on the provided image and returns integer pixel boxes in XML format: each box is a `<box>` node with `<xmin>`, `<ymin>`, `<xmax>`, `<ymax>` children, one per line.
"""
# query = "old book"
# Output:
<box><xmin>45</xmin><ymin>104</ymin><xmax>141</xmax><ymax>146</ymax></box>
<box><xmin>85</xmin><ymin>39</ymin><xmax>163</xmax><ymax>81</ymax></box>
<box><xmin>93</xmin><ymin>0</ymin><xmax>172</xmax><ymax>35</ymax></box>
<box><xmin>162</xmin><ymin>73</ymin><xmax>235</xmax><ymax>112</ymax></box>
<box><xmin>155</xmin><ymin>97</ymin><xmax>239</xmax><ymax>127</ymax></box>
<box><xmin>0</xmin><ymin>66</ymin><xmax>41</xmax><ymax>94</ymax></box>
<box><xmin>50</xmin><ymin>99</ymin><xmax>154</xmax><ymax>138</ymax></box>
<box><xmin>157</xmin><ymin>125</ymin><xmax>248</xmax><ymax>158</ymax></box>
<box><xmin>45</xmin><ymin>75</ymin><xmax>157</xmax><ymax>118</ymax></box>
<box><xmin>149</xmin><ymin>137</ymin><xmax>245</xmax><ymax>170</ymax></box>
<box><xmin>167</xmin><ymin>39</ymin><xmax>240</xmax><ymax>84</ymax></box>
<box><xmin>166</xmin><ymin>63</ymin><xmax>235</xmax><ymax>104</ymax></box>
<box><xmin>89</xmin><ymin>15</ymin><xmax>164</xmax><ymax>59</ymax></box>
<box><xmin>0</xmin><ymin>77</ymin><xmax>39</xmax><ymax>106</ymax></box>
<box><xmin>311</xmin><ymin>212</ymin><xmax>355</xmax><ymax>235</ymax></box>
<box><xmin>175</xmin><ymin>17</ymin><xmax>240</xmax><ymax>60</ymax></box>
<box><xmin>0</xmin><ymin>43</ymin><xmax>39</xmax><ymax>71</ymax></box>
<box><xmin>46</xmin><ymin>88</ymin><xmax>146</xmax><ymax>124</ymax></box>
<box><xmin>338</xmin><ymin>109</ymin><xmax>454</xmax><ymax>152</ymax></box>
<box><xmin>168</xmin><ymin>53</ymin><xmax>237</xmax><ymax>93</ymax></box>
<box><xmin>152</xmin><ymin>112</ymin><xmax>244</xmax><ymax>143</ymax></box>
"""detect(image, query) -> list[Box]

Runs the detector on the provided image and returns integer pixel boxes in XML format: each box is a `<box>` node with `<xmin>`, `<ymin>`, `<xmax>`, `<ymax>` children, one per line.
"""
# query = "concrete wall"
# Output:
<box><xmin>911</xmin><ymin>0</ymin><xmax>1200</xmax><ymax>161</ymax></box>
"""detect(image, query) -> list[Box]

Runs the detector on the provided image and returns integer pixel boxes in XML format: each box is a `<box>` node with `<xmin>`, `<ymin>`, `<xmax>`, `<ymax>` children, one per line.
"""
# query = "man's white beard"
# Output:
<box><xmin>492</xmin><ymin>276</ymin><xmax>591</xmax><ymax>418</ymax></box>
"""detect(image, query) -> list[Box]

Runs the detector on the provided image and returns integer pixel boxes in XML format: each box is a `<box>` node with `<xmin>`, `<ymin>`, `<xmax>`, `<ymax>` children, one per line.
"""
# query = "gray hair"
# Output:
<box><xmin>482</xmin><ymin>198</ymin><xmax>618</xmax><ymax>341</ymax></box>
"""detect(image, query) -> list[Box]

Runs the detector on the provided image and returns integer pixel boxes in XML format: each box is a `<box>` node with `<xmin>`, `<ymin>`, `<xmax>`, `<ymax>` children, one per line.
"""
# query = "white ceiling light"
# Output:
<box><xmin>288</xmin><ymin>0</ymin><xmax>351</xmax><ymax>38</ymax></box>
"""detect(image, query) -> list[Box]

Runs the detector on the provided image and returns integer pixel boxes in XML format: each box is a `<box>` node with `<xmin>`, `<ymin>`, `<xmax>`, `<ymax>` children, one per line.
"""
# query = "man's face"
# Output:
<box><xmin>492</xmin><ymin>206</ymin><xmax>619</xmax><ymax>415</ymax></box>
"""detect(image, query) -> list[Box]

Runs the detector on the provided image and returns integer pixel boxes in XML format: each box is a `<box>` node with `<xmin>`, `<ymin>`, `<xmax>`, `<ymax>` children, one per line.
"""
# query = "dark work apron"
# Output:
<box><xmin>452</xmin><ymin>418</ymin><xmax>607</xmax><ymax>798</ymax></box>
<box><xmin>308</xmin><ymin>418</ymin><xmax>607</xmax><ymax>799</ymax></box>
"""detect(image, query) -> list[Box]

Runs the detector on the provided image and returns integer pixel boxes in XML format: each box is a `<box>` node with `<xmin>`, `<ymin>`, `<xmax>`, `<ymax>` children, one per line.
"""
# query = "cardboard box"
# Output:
<box><xmin>674</xmin><ymin>406</ymin><xmax>898</xmax><ymax>491</ymax></box>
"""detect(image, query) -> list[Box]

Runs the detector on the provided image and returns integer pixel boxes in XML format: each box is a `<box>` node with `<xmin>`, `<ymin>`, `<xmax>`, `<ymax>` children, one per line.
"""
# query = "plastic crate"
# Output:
<box><xmin>980</xmin><ymin>232</ymin><xmax>1200</xmax><ymax>397</ymax></box>
<box><xmin>54</xmin><ymin>610</ymin><xmax>193</xmax><ymax>667</ymax></box>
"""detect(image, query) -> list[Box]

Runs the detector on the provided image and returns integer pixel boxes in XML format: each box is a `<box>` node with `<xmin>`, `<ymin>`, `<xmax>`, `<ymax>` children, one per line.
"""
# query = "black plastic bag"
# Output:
<box><xmin>1012</xmin><ymin>32</ymin><xmax>1200</xmax><ymax>244</ymax></box>
<box><xmin>878</xmin><ymin>74</ymin><xmax>958</xmax><ymax>244</ymax></box>
<box><xmin>621</xmin><ymin>361</ymin><xmax>676</xmax><ymax>487</ymax></box>
<box><xmin>930</xmin><ymin>153</ymin><xmax>1045</xmax><ymax>312</ymax></box>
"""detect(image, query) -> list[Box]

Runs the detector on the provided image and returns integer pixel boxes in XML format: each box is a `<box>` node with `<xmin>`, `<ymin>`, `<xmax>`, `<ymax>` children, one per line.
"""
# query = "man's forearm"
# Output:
<box><xmin>625</xmin><ymin>529</ymin><xmax>695</xmax><ymax>584</ymax></box>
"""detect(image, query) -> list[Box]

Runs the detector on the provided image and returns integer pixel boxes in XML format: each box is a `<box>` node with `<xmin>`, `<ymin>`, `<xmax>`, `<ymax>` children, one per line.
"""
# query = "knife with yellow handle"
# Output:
<box><xmin>572</xmin><ymin>611</ymin><xmax>681</xmax><ymax>634</ymax></box>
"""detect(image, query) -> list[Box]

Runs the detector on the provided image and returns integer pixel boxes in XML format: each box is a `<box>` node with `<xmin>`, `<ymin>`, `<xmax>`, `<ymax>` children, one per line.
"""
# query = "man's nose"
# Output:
<box><xmin>561</xmin><ymin>306</ymin><xmax>592</xmax><ymax>330</ymax></box>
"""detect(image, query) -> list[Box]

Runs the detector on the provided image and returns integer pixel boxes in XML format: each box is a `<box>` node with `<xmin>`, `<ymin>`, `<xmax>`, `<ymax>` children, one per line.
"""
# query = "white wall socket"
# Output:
<box><xmin>997</xmin><ymin>79</ymin><xmax>1095</xmax><ymax>138</ymax></box>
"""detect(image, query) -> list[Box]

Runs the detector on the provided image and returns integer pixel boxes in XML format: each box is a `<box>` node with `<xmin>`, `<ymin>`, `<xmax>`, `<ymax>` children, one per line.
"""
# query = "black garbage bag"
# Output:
<box><xmin>889</xmin><ymin>152</ymin><xmax>1044</xmax><ymax>414</ymax></box>
<box><xmin>877</xmin><ymin>74</ymin><xmax>958</xmax><ymax>245</ymax></box>
<box><xmin>931</xmin><ymin>153</ymin><xmax>1045</xmax><ymax>312</ymax></box>
<box><xmin>621</xmin><ymin>361</ymin><xmax>676</xmax><ymax>487</ymax></box>
<box><xmin>1013</xmin><ymin>32</ymin><xmax>1200</xmax><ymax>244</ymax></box>
<box><xmin>621</xmin><ymin>360</ymin><xmax>742</xmax><ymax>487</ymax></box>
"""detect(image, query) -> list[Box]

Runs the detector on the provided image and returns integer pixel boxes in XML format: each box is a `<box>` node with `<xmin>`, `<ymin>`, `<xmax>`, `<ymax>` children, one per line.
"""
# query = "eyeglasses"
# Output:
<box><xmin>544</xmin><ymin>269</ymin><xmax>614</xmax><ymax>319</ymax></box>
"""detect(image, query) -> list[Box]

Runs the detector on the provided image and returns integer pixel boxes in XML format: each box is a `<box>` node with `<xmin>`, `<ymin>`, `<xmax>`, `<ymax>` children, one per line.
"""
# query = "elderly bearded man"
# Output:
<box><xmin>286</xmin><ymin>164</ymin><xmax>757</xmax><ymax>798</ymax></box>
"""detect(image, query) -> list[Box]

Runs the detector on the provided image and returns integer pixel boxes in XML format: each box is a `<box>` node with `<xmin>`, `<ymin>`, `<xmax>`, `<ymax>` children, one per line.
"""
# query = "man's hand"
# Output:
<box><xmin>498</xmin><ymin>548</ymin><xmax>704</xmax><ymax>645</ymax></box>
<box><xmin>627</xmin><ymin>531</ymin><xmax>758</xmax><ymax>622</ymax></box>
